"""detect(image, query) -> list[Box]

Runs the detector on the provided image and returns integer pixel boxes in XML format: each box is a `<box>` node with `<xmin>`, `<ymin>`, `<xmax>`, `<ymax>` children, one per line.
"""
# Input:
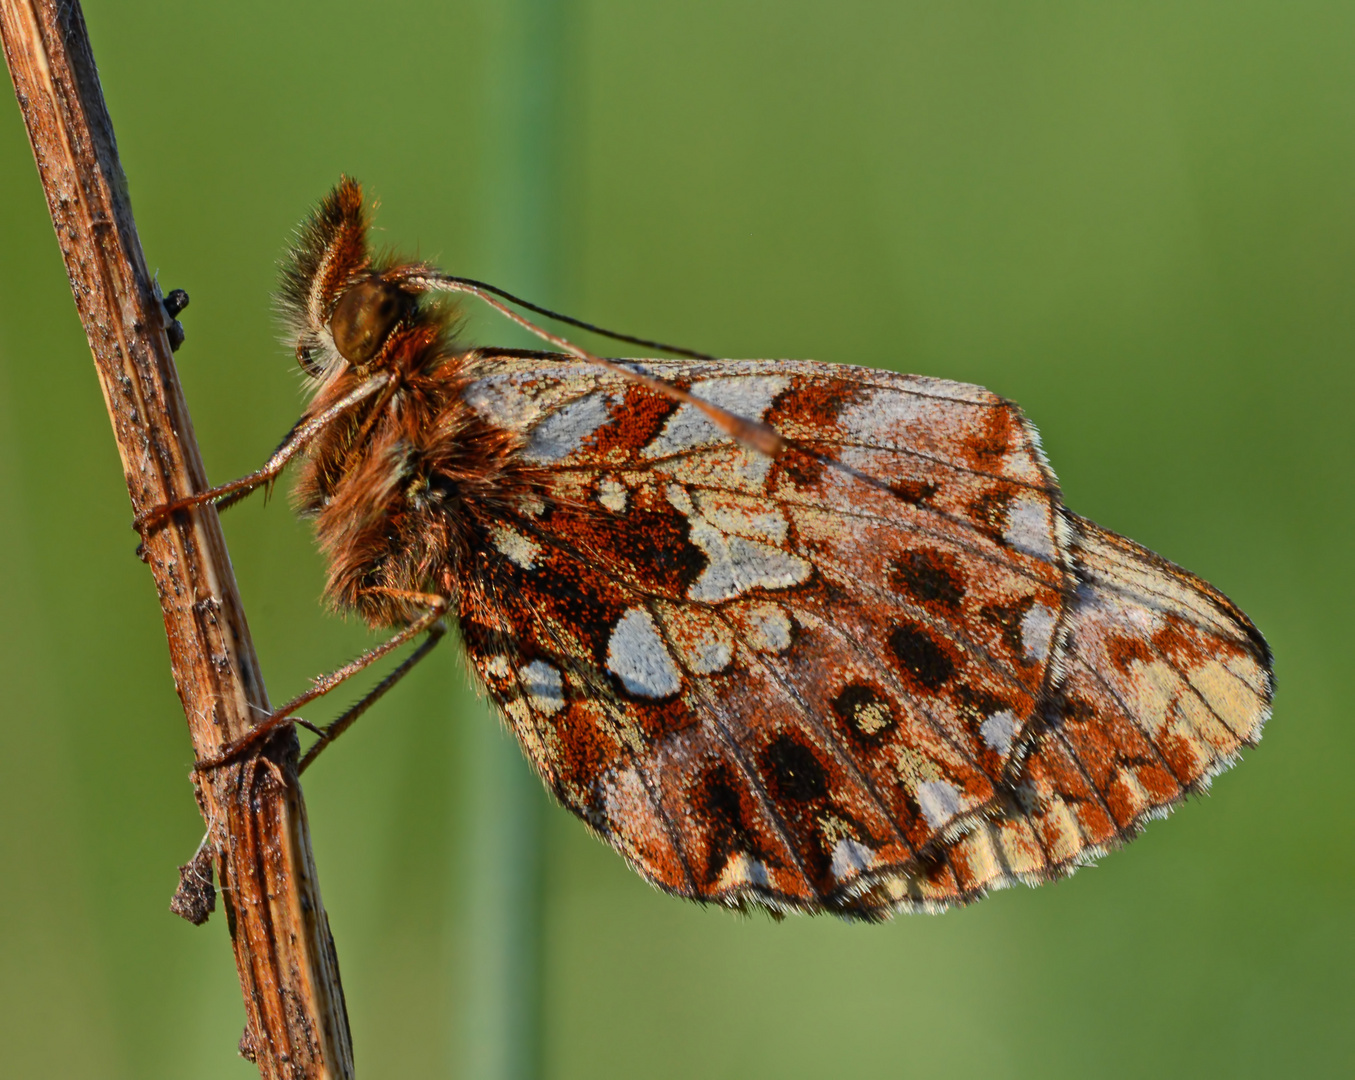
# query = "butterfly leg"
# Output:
<box><xmin>133</xmin><ymin>372</ymin><xmax>392</xmax><ymax>532</ymax></box>
<box><xmin>194</xmin><ymin>589</ymin><xmax>449</xmax><ymax>773</ymax></box>
<box><xmin>297</xmin><ymin>619</ymin><xmax>446</xmax><ymax>773</ymax></box>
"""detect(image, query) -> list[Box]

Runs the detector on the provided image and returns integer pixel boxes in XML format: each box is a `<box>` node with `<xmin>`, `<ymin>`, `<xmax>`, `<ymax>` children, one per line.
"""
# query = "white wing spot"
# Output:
<box><xmin>523</xmin><ymin>391</ymin><xmax>619</xmax><ymax>463</ymax></box>
<box><xmin>980</xmin><ymin>710</ymin><xmax>1019</xmax><ymax>756</ymax></box>
<box><xmin>693</xmin><ymin>491</ymin><xmax>789</xmax><ymax>543</ymax></box>
<box><xmin>515</xmin><ymin>491</ymin><xmax>546</xmax><ymax>518</ymax></box>
<box><xmin>839</xmin><ymin>389</ymin><xmax>931</xmax><ymax>442</ymax></box>
<box><xmin>642</xmin><ymin>375</ymin><xmax>789</xmax><ymax>457</ymax></box>
<box><xmin>490</xmin><ymin>524</ymin><xmax>540</xmax><ymax>569</ymax></box>
<box><xmin>916</xmin><ymin>779</ymin><xmax>964</xmax><ymax>828</ymax></box>
<box><xmin>690</xmin><ymin>640</ymin><xmax>733</xmax><ymax>674</ymax></box>
<box><xmin>668</xmin><ymin>484</ymin><xmax>810</xmax><ymax>601</ymax></box>
<box><xmin>830</xmin><ymin>837</ymin><xmax>876</xmax><ymax>881</ymax></box>
<box><xmin>677</xmin><ymin>629</ymin><xmax>733</xmax><ymax>675</ymax></box>
<box><xmin>744</xmin><ymin>603</ymin><xmax>794</xmax><ymax>653</ymax></box>
<box><xmin>598</xmin><ymin>476</ymin><xmax>628</xmax><ymax>513</ymax></box>
<box><xmin>715</xmin><ymin>851</ymin><xmax>771</xmax><ymax>892</ymax></box>
<box><xmin>689</xmin><ymin>527</ymin><xmax>812</xmax><ymax>602</ymax></box>
<box><xmin>461</xmin><ymin>374</ymin><xmax>538</xmax><ymax>430</ymax></box>
<box><xmin>655</xmin><ymin>607</ymin><xmax>736</xmax><ymax>676</ymax></box>
<box><xmin>1020</xmin><ymin>603</ymin><xmax>1058</xmax><ymax>663</ymax></box>
<box><xmin>518</xmin><ymin>660</ymin><xmax>565</xmax><ymax>716</ymax></box>
<box><xmin>483</xmin><ymin>654</ymin><xmax>512</xmax><ymax>679</ymax></box>
<box><xmin>606</xmin><ymin>608</ymin><xmax>683</xmax><ymax>698</ymax></box>
<box><xmin>1003</xmin><ymin>494</ymin><xmax>1057</xmax><ymax>561</ymax></box>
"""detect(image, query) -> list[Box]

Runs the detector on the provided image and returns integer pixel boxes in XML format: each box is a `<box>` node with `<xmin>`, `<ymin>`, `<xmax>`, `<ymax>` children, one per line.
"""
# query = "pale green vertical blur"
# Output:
<box><xmin>458</xmin><ymin>1</ymin><xmax>568</xmax><ymax>1078</ymax></box>
<box><xmin>0</xmin><ymin>3</ymin><xmax>1351</xmax><ymax>1078</ymax></box>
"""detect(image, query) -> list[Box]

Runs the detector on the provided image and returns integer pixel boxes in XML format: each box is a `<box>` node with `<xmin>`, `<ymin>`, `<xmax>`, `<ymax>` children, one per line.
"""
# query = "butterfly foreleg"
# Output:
<box><xmin>134</xmin><ymin>372</ymin><xmax>393</xmax><ymax>533</ymax></box>
<box><xmin>193</xmin><ymin>589</ymin><xmax>449</xmax><ymax>774</ymax></box>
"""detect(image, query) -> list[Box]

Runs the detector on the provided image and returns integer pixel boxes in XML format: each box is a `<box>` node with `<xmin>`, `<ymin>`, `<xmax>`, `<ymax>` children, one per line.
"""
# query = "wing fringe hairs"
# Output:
<box><xmin>844</xmin><ymin>512</ymin><xmax>1272</xmax><ymax>916</ymax></box>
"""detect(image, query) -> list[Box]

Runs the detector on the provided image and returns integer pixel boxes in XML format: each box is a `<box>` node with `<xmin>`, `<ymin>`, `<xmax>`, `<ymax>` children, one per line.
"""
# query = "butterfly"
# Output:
<box><xmin>147</xmin><ymin>178</ymin><xmax>1272</xmax><ymax>920</ymax></box>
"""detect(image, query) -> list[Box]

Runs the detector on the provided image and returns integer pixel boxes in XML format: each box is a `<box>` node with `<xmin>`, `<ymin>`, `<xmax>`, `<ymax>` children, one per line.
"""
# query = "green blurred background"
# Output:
<box><xmin>2</xmin><ymin>1</ymin><xmax>1351</xmax><ymax>1076</ymax></box>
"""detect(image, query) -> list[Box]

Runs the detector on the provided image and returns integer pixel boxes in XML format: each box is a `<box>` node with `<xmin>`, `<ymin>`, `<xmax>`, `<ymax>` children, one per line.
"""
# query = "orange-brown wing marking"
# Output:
<box><xmin>460</xmin><ymin>547</ymin><xmax>701</xmax><ymax>897</ymax></box>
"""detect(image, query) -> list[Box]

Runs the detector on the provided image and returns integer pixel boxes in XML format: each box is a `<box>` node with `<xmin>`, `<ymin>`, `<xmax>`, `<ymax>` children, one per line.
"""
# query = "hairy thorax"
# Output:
<box><xmin>294</xmin><ymin>334</ymin><xmax>534</xmax><ymax>629</ymax></box>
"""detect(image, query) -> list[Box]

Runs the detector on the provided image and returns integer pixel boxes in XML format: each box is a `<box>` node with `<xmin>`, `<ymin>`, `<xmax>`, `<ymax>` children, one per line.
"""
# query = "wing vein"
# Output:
<box><xmin>475</xmin><ymin>550</ymin><xmax>702</xmax><ymax>895</ymax></box>
<box><xmin>710</xmin><ymin>605</ymin><xmax>917</xmax><ymax>857</ymax></box>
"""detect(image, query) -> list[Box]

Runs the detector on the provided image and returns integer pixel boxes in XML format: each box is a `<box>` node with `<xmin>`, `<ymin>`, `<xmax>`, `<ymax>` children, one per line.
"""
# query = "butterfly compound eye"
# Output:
<box><xmin>330</xmin><ymin>278</ymin><xmax>412</xmax><ymax>364</ymax></box>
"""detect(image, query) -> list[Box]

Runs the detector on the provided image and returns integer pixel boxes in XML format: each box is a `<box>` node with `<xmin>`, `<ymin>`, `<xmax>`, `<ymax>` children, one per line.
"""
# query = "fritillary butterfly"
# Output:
<box><xmin>158</xmin><ymin>179</ymin><xmax>1272</xmax><ymax>920</ymax></box>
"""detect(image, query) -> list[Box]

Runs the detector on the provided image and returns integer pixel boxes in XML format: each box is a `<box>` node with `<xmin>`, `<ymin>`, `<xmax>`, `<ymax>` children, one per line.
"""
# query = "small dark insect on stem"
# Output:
<box><xmin>164</xmin><ymin>288</ymin><xmax>191</xmax><ymax>316</ymax></box>
<box><xmin>0</xmin><ymin>3</ymin><xmax>353</xmax><ymax>1078</ymax></box>
<box><xmin>163</xmin><ymin>288</ymin><xmax>189</xmax><ymax>352</ymax></box>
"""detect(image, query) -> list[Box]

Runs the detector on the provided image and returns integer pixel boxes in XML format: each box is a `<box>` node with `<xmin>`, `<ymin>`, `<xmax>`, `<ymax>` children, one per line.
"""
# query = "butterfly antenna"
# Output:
<box><xmin>413</xmin><ymin>272</ymin><xmax>715</xmax><ymax>360</ymax></box>
<box><xmin>403</xmin><ymin>270</ymin><xmax>786</xmax><ymax>458</ymax></box>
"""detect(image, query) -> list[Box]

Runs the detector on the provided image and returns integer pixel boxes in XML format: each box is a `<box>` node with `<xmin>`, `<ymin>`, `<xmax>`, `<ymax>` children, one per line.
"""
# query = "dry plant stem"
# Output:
<box><xmin>0</xmin><ymin>3</ymin><xmax>354</xmax><ymax>1078</ymax></box>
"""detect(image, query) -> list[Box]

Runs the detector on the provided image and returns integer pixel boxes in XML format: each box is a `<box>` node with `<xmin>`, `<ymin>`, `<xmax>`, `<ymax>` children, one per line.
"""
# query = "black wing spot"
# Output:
<box><xmin>889</xmin><ymin>548</ymin><xmax>966</xmax><ymax>610</ymax></box>
<box><xmin>889</xmin><ymin>478</ymin><xmax>938</xmax><ymax>506</ymax></box>
<box><xmin>762</xmin><ymin>733</ymin><xmax>828</xmax><ymax>803</ymax></box>
<box><xmin>831</xmin><ymin>683</ymin><xmax>897</xmax><ymax>741</ymax></box>
<box><xmin>697</xmin><ymin>764</ymin><xmax>782</xmax><ymax>886</ymax></box>
<box><xmin>968</xmin><ymin>488</ymin><xmax>1013</xmax><ymax>543</ymax></box>
<box><xmin>889</xmin><ymin>623</ymin><xmax>955</xmax><ymax>690</ymax></box>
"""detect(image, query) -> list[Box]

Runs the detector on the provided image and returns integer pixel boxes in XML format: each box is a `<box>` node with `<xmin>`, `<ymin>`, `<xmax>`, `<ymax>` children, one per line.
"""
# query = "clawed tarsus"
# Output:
<box><xmin>192</xmin><ymin>590</ymin><xmax>449</xmax><ymax>774</ymax></box>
